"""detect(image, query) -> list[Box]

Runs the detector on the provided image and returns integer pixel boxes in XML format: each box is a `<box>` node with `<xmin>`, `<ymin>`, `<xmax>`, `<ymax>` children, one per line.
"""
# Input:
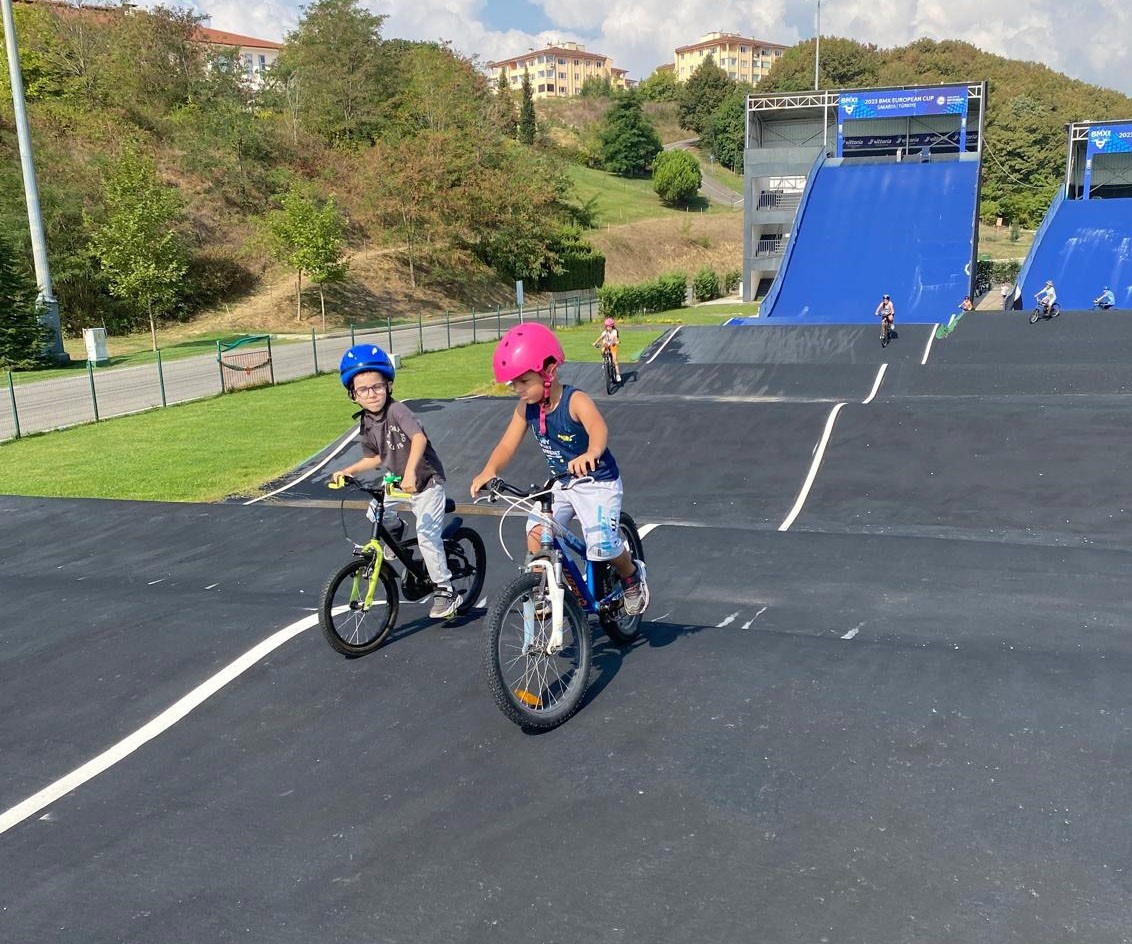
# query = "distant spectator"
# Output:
<box><xmin>1094</xmin><ymin>286</ymin><xmax>1116</xmax><ymax>310</ymax></box>
<box><xmin>1001</xmin><ymin>282</ymin><xmax>1013</xmax><ymax>310</ymax></box>
<box><xmin>960</xmin><ymin>296</ymin><xmax>973</xmax><ymax>312</ymax></box>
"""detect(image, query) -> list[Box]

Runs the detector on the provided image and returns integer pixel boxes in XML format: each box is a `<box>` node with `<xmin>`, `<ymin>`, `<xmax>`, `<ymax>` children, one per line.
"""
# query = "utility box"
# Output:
<box><xmin>83</xmin><ymin>327</ymin><xmax>109</xmax><ymax>367</ymax></box>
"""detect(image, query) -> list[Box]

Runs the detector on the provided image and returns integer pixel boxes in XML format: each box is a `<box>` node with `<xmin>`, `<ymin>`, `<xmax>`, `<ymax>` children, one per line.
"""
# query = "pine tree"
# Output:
<box><xmin>518</xmin><ymin>70</ymin><xmax>536</xmax><ymax>145</ymax></box>
<box><xmin>599</xmin><ymin>91</ymin><xmax>662</xmax><ymax>177</ymax></box>
<box><xmin>0</xmin><ymin>237</ymin><xmax>51</xmax><ymax>369</ymax></box>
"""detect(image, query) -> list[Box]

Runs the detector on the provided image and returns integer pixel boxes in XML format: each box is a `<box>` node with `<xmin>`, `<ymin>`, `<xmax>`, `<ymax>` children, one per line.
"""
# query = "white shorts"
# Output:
<box><xmin>526</xmin><ymin>478</ymin><xmax>625</xmax><ymax>561</ymax></box>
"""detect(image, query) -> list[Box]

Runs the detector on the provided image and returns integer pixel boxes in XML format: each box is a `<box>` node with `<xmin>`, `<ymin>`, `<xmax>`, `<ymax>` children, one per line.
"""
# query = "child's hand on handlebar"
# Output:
<box><xmin>470</xmin><ymin>470</ymin><xmax>496</xmax><ymax>498</ymax></box>
<box><xmin>567</xmin><ymin>452</ymin><xmax>599</xmax><ymax>476</ymax></box>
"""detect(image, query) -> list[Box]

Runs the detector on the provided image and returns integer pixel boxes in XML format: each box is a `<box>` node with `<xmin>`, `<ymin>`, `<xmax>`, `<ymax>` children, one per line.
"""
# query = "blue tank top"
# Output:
<box><xmin>525</xmin><ymin>386</ymin><xmax>619</xmax><ymax>482</ymax></box>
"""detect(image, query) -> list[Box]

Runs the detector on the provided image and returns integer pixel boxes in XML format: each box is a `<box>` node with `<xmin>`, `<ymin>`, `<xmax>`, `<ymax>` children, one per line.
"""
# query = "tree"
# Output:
<box><xmin>703</xmin><ymin>83</ymin><xmax>755</xmax><ymax>173</ymax></box>
<box><xmin>518</xmin><ymin>70</ymin><xmax>536</xmax><ymax>145</ymax></box>
<box><xmin>0</xmin><ymin>236</ymin><xmax>51</xmax><ymax>368</ymax></box>
<box><xmin>759</xmin><ymin>38</ymin><xmax>881</xmax><ymax>93</ymax></box>
<box><xmin>638</xmin><ymin>68</ymin><xmax>680</xmax><ymax>103</ymax></box>
<box><xmin>493</xmin><ymin>71</ymin><xmax>518</xmax><ymax>137</ymax></box>
<box><xmin>599</xmin><ymin>92</ymin><xmax>662</xmax><ymax>177</ymax></box>
<box><xmin>265</xmin><ymin>183</ymin><xmax>349</xmax><ymax>323</ymax></box>
<box><xmin>580</xmin><ymin>75</ymin><xmax>612</xmax><ymax>98</ymax></box>
<box><xmin>86</xmin><ymin>147</ymin><xmax>188</xmax><ymax>351</ymax></box>
<box><xmin>652</xmin><ymin>149</ymin><xmax>701</xmax><ymax>204</ymax></box>
<box><xmin>273</xmin><ymin>0</ymin><xmax>392</xmax><ymax>145</ymax></box>
<box><xmin>678</xmin><ymin>56</ymin><xmax>734</xmax><ymax>135</ymax></box>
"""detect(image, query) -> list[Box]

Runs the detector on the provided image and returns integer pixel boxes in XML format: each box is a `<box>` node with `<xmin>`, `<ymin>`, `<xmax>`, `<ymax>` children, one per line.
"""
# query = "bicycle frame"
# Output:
<box><xmin>485</xmin><ymin>477</ymin><xmax>625</xmax><ymax>654</ymax></box>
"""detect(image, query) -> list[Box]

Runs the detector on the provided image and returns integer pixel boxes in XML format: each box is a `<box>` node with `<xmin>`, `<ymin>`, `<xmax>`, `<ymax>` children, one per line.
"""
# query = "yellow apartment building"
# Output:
<box><xmin>674</xmin><ymin>31</ymin><xmax>787</xmax><ymax>84</ymax></box>
<box><xmin>488</xmin><ymin>42</ymin><xmax>629</xmax><ymax>100</ymax></box>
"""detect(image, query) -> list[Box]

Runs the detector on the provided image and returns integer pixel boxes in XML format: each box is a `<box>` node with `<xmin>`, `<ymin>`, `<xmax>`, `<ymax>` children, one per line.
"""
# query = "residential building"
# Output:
<box><xmin>488</xmin><ymin>42</ymin><xmax>629</xmax><ymax>100</ymax></box>
<box><xmin>674</xmin><ymin>31</ymin><xmax>787</xmax><ymax>84</ymax></box>
<box><xmin>12</xmin><ymin>1</ymin><xmax>281</xmax><ymax>88</ymax></box>
<box><xmin>197</xmin><ymin>26</ymin><xmax>282</xmax><ymax>87</ymax></box>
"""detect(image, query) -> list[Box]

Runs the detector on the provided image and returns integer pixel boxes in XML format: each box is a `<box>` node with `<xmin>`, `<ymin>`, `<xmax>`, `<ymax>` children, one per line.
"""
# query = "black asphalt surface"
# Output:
<box><xmin>4</xmin><ymin>314</ymin><xmax>1132</xmax><ymax>943</ymax></box>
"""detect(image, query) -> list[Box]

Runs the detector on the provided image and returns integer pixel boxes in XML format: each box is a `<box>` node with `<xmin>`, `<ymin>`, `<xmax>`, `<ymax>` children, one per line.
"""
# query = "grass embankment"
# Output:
<box><xmin>566</xmin><ymin>164</ymin><xmax>714</xmax><ymax>226</ymax></box>
<box><xmin>0</xmin><ymin>315</ymin><xmax>738</xmax><ymax>502</ymax></box>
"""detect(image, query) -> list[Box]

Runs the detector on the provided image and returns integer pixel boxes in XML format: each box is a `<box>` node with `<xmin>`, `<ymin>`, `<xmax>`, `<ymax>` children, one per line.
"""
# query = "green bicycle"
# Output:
<box><xmin>319</xmin><ymin>472</ymin><xmax>486</xmax><ymax>656</ymax></box>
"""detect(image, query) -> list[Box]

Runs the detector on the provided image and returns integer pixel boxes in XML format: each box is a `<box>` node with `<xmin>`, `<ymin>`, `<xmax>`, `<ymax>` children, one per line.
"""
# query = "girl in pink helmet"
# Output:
<box><xmin>593</xmin><ymin>316</ymin><xmax>621</xmax><ymax>384</ymax></box>
<box><xmin>470</xmin><ymin>322</ymin><xmax>649</xmax><ymax>616</ymax></box>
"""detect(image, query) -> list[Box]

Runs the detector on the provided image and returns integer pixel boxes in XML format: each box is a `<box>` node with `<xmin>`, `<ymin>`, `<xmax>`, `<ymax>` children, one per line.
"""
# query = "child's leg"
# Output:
<box><xmin>410</xmin><ymin>484</ymin><xmax>453</xmax><ymax>589</ymax></box>
<box><xmin>526</xmin><ymin>491</ymin><xmax>575</xmax><ymax>555</ymax></box>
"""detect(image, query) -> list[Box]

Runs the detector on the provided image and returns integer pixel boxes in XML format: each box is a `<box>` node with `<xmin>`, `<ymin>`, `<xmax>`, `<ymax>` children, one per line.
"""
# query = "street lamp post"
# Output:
<box><xmin>1</xmin><ymin>0</ymin><xmax>65</xmax><ymax>359</ymax></box>
<box><xmin>813</xmin><ymin>0</ymin><xmax>822</xmax><ymax>90</ymax></box>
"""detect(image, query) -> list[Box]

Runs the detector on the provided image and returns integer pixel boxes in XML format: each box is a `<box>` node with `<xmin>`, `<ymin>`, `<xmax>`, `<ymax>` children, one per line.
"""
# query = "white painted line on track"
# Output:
<box><xmin>841</xmin><ymin>622</ymin><xmax>864</xmax><ymax>640</ymax></box>
<box><xmin>741</xmin><ymin>606</ymin><xmax>768</xmax><ymax>630</ymax></box>
<box><xmin>649</xmin><ymin>610</ymin><xmax>672</xmax><ymax>623</ymax></box>
<box><xmin>716</xmin><ymin>612</ymin><xmax>740</xmax><ymax>628</ymax></box>
<box><xmin>244</xmin><ymin>428</ymin><xmax>358</xmax><ymax>505</ymax></box>
<box><xmin>0</xmin><ymin>613</ymin><xmax>318</xmax><ymax>838</ymax></box>
<box><xmin>645</xmin><ymin>326</ymin><xmax>683</xmax><ymax>365</ymax></box>
<box><xmin>861</xmin><ymin>363</ymin><xmax>888</xmax><ymax>405</ymax></box>
<box><xmin>637</xmin><ymin>523</ymin><xmax>660</xmax><ymax>539</ymax></box>
<box><xmin>778</xmin><ymin>402</ymin><xmax>847</xmax><ymax>532</ymax></box>
<box><xmin>920</xmin><ymin>326</ymin><xmax>939</xmax><ymax>366</ymax></box>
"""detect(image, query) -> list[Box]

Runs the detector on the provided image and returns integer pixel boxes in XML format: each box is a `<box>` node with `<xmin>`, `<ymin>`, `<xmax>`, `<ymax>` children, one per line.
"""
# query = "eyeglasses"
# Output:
<box><xmin>354</xmin><ymin>384</ymin><xmax>386</xmax><ymax>397</ymax></box>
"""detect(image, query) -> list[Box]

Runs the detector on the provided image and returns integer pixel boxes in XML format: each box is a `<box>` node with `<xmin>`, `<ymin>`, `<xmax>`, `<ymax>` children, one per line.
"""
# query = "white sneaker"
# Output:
<box><xmin>429</xmin><ymin>589</ymin><xmax>461</xmax><ymax>620</ymax></box>
<box><xmin>615</xmin><ymin>373</ymin><xmax>622</xmax><ymax>383</ymax></box>
<box><xmin>621</xmin><ymin>560</ymin><xmax>649</xmax><ymax>616</ymax></box>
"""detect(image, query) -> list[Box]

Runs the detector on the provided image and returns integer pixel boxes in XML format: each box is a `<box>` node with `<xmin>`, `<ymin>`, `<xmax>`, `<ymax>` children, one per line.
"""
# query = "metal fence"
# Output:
<box><xmin>1</xmin><ymin>297</ymin><xmax>598</xmax><ymax>442</ymax></box>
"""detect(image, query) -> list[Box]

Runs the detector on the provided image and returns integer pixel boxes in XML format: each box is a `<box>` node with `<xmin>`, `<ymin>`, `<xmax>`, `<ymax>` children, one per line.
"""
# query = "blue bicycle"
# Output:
<box><xmin>478</xmin><ymin>475</ymin><xmax>646</xmax><ymax>729</ymax></box>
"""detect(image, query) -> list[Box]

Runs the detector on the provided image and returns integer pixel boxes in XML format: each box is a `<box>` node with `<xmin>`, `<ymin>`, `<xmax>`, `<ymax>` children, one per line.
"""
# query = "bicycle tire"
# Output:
<box><xmin>320</xmin><ymin>557</ymin><xmax>399</xmax><ymax>656</ymax></box>
<box><xmin>1051</xmin><ymin>303</ymin><xmax>1061</xmax><ymax>318</ymax></box>
<box><xmin>600</xmin><ymin>512</ymin><xmax>646</xmax><ymax>645</ymax></box>
<box><xmin>604</xmin><ymin>352</ymin><xmax>616</xmax><ymax>396</ymax></box>
<box><xmin>483</xmin><ymin>571</ymin><xmax>592</xmax><ymax>729</ymax></box>
<box><xmin>445</xmin><ymin>526</ymin><xmax>487</xmax><ymax>615</ymax></box>
<box><xmin>1029</xmin><ymin>307</ymin><xmax>1040</xmax><ymax>324</ymax></box>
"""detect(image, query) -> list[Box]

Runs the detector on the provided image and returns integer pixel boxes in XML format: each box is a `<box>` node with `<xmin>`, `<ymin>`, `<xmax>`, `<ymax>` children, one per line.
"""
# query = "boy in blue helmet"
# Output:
<box><xmin>331</xmin><ymin>344</ymin><xmax>460</xmax><ymax>620</ymax></box>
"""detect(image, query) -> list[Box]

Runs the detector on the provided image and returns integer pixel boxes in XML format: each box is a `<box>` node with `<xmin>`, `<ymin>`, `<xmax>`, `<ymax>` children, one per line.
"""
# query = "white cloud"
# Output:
<box><xmin>163</xmin><ymin>0</ymin><xmax>1132</xmax><ymax>96</ymax></box>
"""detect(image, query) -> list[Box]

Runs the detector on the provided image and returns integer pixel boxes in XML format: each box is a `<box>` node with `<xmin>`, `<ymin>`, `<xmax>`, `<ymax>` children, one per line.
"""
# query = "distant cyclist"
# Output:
<box><xmin>1035</xmin><ymin>280</ymin><xmax>1057</xmax><ymax>315</ymax></box>
<box><xmin>1094</xmin><ymin>286</ymin><xmax>1116</xmax><ymax>310</ymax></box>
<box><xmin>593</xmin><ymin>317</ymin><xmax>621</xmax><ymax>384</ymax></box>
<box><xmin>875</xmin><ymin>294</ymin><xmax>895</xmax><ymax>341</ymax></box>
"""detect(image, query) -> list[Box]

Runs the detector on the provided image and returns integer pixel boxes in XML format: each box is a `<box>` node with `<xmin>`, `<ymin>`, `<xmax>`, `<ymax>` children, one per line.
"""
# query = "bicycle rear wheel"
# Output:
<box><xmin>600</xmin><ymin>512</ymin><xmax>646</xmax><ymax>645</ymax></box>
<box><xmin>604</xmin><ymin>352</ymin><xmax>616</xmax><ymax>395</ymax></box>
<box><xmin>445</xmin><ymin>526</ymin><xmax>487</xmax><ymax>615</ymax></box>
<box><xmin>1051</xmin><ymin>303</ymin><xmax>1061</xmax><ymax>318</ymax></box>
<box><xmin>320</xmin><ymin>557</ymin><xmax>399</xmax><ymax>656</ymax></box>
<box><xmin>483</xmin><ymin>571</ymin><xmax>591</xmax><ymax>729</ymax></box>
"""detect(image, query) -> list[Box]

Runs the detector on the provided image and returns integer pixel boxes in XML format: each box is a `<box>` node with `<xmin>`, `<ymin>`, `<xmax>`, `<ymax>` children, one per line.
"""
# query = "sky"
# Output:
<box><xmin>171</xmin><ymin>0</ymin><xmax>1132</xmax><ymax>98</ymax></box>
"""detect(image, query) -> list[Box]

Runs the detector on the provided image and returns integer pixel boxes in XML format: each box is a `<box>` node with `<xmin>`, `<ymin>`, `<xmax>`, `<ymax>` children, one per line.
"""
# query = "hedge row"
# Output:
<box><xmin>538</xmin><ymin>247</ymin><xmax>606</xmax><ymax>292</ymax></box>
<box><xmin>597</xmin><ymin>273</ymin><xmax>687</xmax><ymax>318</ymax></box>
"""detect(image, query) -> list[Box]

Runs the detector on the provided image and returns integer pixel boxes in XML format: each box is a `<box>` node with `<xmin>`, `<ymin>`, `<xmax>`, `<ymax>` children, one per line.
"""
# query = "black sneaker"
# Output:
<box><xmin>429</xmin><ymin>589</ymin><xmax>461</xmax><ymax>620</ymax></box>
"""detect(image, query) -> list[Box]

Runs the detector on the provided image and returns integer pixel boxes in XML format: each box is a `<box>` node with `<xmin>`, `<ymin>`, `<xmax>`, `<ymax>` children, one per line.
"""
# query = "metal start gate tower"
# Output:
<box><xmin>742</xmin><ymin>83</ymin><xmax>986</xmax><ymax>319</ymax></box>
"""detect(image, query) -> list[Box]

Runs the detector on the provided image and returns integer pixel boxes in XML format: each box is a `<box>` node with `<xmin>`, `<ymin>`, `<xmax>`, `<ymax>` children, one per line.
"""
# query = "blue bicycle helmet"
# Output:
<box><xmin>339</xmin><ymin>344</ymin><xmax>395</xmax><ymax>388</ymax></box>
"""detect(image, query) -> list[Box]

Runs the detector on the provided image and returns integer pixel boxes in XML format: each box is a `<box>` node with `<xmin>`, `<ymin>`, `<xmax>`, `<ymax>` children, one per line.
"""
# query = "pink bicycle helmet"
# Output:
<box><xmin>604</xmin><ymin>317</ymin><xmax>615</xmax><ymax>328</ymax></box>
<box><xmin>492</xmin><ymin>322</ymin><xmax>565</xmax><ymax>434</ymax></box>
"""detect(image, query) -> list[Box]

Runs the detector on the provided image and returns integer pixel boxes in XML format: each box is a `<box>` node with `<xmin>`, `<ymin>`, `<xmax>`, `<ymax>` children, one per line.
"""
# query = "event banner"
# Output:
<box><xmin>1086</xmin><ymin>123</ymin><xmax>1132</xmax><ymax>157</ymax></box>
<box><xmin>836</xmin><ymin>86</ymin><xmax>969</xmax><ymax>157</ymax></box>
<box><xmin>1082</xmin><ymin>123</ymin><xmax>1132</xmax><ymax>198</ymax></box>
<box><xmin>838</xmin><ymin>87</ymin><xmax>968</xmax><ymax>122</ymax></box>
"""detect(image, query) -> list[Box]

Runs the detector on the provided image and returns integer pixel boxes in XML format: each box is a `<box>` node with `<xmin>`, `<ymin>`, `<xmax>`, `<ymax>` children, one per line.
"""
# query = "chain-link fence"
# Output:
<box><xmin>1</xmin><ymin>297</ymin><xmax>598</xmax><ymax>442</ymax></box>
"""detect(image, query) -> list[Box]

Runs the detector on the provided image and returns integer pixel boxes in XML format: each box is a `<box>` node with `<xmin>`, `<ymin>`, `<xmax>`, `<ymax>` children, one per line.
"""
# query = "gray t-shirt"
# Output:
<box><xmin>358</xmin><ymin>401</ymin><xmax>445</xmax><ymax>491</ymax></box>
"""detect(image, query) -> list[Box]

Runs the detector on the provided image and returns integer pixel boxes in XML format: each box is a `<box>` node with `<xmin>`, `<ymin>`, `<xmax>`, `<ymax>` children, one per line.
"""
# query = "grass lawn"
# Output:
<box><xmin>1</xmin><ymin>318</ymin><xmax>710</xmax><ymax>502</ymax></box>
<box><xmin>566</xmin><ymin>164</ymin><xmax>713</xmax><ymax>226</ymax></box>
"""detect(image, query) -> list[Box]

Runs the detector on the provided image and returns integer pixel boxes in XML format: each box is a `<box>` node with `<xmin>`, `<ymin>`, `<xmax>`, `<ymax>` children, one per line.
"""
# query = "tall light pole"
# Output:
<box><xmin>1</xmin><ymin>0</ymin><xmax>65</xmax><ymax>359</ymax></box>
<box><xmin>813</xmin><ymin>0</ymin><xmax>822</xmax><ymax>90</ymax></box>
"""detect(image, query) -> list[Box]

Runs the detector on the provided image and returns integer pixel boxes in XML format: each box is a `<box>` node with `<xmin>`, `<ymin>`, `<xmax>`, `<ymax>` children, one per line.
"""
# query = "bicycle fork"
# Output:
<box><xmin>523</xmin><ymin>558</ymin><xmax>566</xmax><ymax>654</ymax></box>
<box><xmin>351</xmin><ymin>545</ymin><xmax>384</xmax><ymax>610</ymax></box>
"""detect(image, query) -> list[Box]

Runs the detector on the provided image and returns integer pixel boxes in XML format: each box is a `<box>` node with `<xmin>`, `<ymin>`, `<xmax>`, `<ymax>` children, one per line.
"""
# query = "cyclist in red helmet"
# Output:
<box><xmin>470</xmin><ymin>322</ymin><xmax>649</xmax><ymax>616</ymax></box>
<box><xmin>593</xmin><ymin>316</ymin><xmax>622</xmax><ymax>384</ymax></box>
<box><xmin>331</xmin><ymin>344</ymin><xmax>461</xmax><ymax>620</ymax></box>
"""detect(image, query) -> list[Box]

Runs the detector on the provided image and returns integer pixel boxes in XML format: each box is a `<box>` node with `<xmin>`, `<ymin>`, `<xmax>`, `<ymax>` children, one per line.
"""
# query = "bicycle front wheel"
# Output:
<box><xmin>483</xmin><ymin>572</ymin><xmax>592</xmax><ymax>729</ymax></box>
<box><xmin>320</xmin><ymin>557</ymin><xmax>399</xmax><ymax>656</ymax></box>
<box><xmin>604</xmin><ymin>354</ymin><xmax>616</xmax><ymax>395</ymax></box>
<box><xmin>445</xmin><ymin>526</ymin><xmax>487</xmax><ymax>615</ymax></box>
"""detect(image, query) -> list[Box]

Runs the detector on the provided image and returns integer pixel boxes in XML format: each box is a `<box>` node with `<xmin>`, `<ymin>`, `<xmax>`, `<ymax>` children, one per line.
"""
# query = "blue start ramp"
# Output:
<box><xmin>1018</xmin><ymin>195</ymin><xmax>1132</xmax><ymax>310</ymax></box>
<box><xmin>759</xmin><ymin>158</ymin><xmax>979</xmax><ymax>324</ymax></box>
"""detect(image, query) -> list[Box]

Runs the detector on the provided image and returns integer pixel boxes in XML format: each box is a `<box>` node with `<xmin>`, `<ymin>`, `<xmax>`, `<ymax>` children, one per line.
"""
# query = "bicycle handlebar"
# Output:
<box><xmin>327</xmin><ymin>472</ymin><xmax>403</xmax><ymax>499</ymax></box>
<box><xmin>478</xmin><ymin>472</ymin><xmax>593</xmax><ymax>503</ymax></box>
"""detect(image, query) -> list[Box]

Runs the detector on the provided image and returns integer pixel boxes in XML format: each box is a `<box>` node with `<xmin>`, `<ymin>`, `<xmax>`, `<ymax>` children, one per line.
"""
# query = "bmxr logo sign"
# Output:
<box><xmin>842</xmin><ymin>97</ymin><xmax>858</xmax><ymax>116</ymax></box>
<box><xmin>1091</xmin><ymin>130</ymin><xmax>1112</xmax><ymax>150</ymax></box>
